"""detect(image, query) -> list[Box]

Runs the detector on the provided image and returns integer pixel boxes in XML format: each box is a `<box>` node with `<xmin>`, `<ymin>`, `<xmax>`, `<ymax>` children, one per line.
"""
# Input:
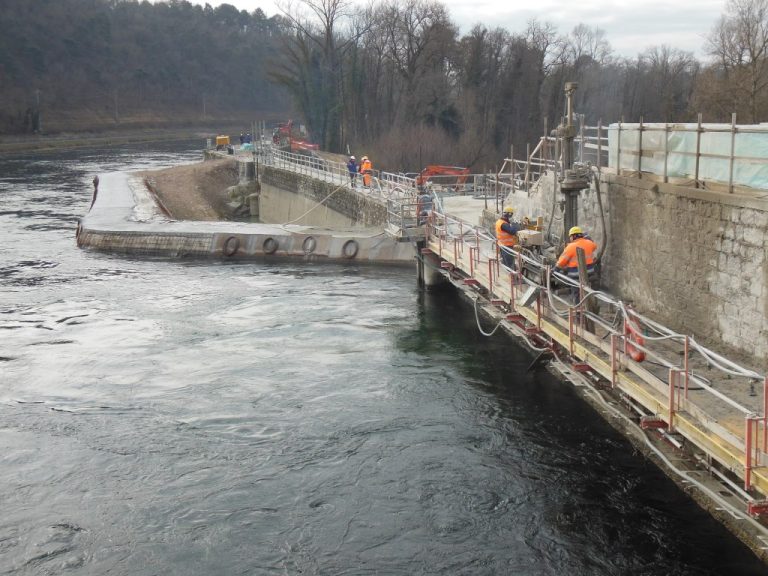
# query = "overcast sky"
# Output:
<box><xmin>184</xmin><ymin>0</ymin><xmax>727</xmax><ymax>58</ymax></box>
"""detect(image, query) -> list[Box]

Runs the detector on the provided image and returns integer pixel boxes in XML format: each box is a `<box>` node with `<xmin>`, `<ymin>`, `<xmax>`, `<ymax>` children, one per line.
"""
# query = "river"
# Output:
<box><xmin>0</xmin><ymin>141</ymin><xmax>765</xmax><ymax>575</ymax></box>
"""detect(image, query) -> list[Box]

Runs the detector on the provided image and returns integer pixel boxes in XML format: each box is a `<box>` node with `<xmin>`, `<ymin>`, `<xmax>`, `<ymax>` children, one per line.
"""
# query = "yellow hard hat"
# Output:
<box><xmin>503</xmin><ymin>206</ymin><xmax>515</xmax><ymax>214</ymax></box>
<box><xmin>569</xmin><ymin>226</ymin><xmax>583</xmax><ymax>236</ymax></box>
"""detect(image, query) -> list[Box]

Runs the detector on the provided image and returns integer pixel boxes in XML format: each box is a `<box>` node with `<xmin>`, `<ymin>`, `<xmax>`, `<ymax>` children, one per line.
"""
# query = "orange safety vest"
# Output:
<box><xmin>495</xmin><ymin>218</ymin><xmax>518</xmax><ymax>247</ymax></box>
<box><xmin>360</xmin><ymin>159</ymin><xmax>372</xmax><ymax>185</ymax></box>
<box><xmin>557</xmin><ymin>236</ymin><xmax>597</xmax><ymax>270</ymax></box>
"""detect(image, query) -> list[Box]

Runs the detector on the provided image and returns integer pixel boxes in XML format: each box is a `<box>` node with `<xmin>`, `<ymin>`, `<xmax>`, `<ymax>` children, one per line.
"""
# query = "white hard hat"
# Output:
<box><xmin>350</xmin><ymin>155</ymin><xmax>355</xmax><ymax>160</ymax></box>
<box><xmin>362</xmin><ymin>156</ymin><xmax>368</xmax><ymax>160</ymax></box>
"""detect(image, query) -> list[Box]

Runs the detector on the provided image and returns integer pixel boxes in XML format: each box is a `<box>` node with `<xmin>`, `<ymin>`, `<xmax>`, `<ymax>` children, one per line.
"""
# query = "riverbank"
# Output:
<box><xmin>0</xmin><ymin>126</ymin><xmax>240</xmax><ymax>155</ymax></box>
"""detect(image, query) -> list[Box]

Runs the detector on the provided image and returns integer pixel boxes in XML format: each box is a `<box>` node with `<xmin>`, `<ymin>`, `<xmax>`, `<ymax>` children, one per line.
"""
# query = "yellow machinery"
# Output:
<box><xmin>215</xmin><ymin>135</ymin><xmax>230</xmax><ymax>150</ymax></box>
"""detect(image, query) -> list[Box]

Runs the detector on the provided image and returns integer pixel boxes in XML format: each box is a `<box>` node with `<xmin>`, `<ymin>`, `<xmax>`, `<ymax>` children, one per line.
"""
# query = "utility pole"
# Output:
<box><xmin>114</xmin><ymin>88</ymin><xmax>119</xmax><ymax>123</ymax></box>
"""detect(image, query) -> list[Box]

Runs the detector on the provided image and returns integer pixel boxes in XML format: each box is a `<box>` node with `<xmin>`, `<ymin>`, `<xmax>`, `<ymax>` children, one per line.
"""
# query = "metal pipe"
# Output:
<box><xmin>729</xmin><ymin>112</ymin><xmax>737</xmax><ymax>193</ymax></box>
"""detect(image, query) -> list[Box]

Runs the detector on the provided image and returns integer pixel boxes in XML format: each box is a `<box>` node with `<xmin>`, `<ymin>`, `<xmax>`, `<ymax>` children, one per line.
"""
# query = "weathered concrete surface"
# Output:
<box><xmin>78</xmin><ymin>172</ymin><xmax>414</xmax><ymax>264</ymax></box>
<box><xmin>261</xmin><ymin>166</ymin><xmax>388</xmax><ymax>227</ymax></box>
<box><xmin>501</xmin><ymin>172</ymin><xmax>768</xmax><ymax>363</ymax></box>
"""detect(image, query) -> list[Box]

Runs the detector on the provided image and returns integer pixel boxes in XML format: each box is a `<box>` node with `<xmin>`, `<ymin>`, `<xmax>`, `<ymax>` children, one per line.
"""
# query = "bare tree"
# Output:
<box><xmin>706</xmin><ymin>0</ymin><xmax>768</xmax><ymax>121</ymax></box>
<box><xmin>569</xmin><ymin>24</ymin><xmax>612</xmax><ymax>67</ymax></box>
<box><xmin>641</xmin><ymin>45</ymin><xmax>698</xmax><ymax>120</ymax></box>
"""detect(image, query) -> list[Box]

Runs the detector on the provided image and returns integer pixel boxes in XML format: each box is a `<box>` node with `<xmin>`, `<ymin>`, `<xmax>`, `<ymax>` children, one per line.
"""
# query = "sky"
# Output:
<box><xmin>183</xmin><ymin>0</ymin><xmax>727</xmax><ymax>58</ymax></box>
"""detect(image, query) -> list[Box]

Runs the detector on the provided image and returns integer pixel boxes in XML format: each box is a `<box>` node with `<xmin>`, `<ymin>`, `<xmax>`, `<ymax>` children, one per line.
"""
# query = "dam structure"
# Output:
<box><xmin>76</xmin><ymin>117</ymin><xmax>768</xmax><ymax>562</ymax></box>
<box><xmin>77</xmin><ymin>147</ymin><xmax>416</xmax><ymax>264</ymax></box>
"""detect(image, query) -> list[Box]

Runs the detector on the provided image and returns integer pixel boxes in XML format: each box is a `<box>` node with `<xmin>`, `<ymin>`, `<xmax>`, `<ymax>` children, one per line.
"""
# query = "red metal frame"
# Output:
<box><xmin>746</xmin><ymin>415</ymin><xmax>754</xmax><ymax>491</ymax></box>
<box><xmin>748</xmin><ymin>500</ymin><xmax>768</xmax><ymax>516</ymax></box>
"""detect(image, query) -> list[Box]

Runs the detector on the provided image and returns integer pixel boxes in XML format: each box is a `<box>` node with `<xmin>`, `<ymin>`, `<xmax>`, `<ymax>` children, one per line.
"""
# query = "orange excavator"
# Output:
<box><xmin>415</xmin><ymin>165</ymin><xmax>470</xmax><ymax>186</ymax></box>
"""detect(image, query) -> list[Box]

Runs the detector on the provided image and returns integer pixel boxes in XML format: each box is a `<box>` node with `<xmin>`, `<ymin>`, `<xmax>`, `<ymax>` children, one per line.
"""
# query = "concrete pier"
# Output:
<box><xmin>77</xmin><ymin>172</ymin><xmax>414</xmax><ymax>264</ymax></box>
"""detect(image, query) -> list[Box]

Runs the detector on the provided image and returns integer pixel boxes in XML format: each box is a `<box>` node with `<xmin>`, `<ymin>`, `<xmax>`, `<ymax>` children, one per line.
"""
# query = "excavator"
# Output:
<box><xmin>415</xmin><ymin>165</ymin><xmax>470</xmax><ymax>187</ymax></box>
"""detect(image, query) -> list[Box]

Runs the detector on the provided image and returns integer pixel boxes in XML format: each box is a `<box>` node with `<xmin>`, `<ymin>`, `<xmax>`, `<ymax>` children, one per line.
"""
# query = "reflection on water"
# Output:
<box><xmin>0</xmin><ymin>141</ymin><xmax>765</xmax><ymax>575</ymax></box>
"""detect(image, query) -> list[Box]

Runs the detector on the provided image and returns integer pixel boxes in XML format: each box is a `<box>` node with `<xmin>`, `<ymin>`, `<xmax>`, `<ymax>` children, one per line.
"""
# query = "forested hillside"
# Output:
<box><xmin>4</xmin><ymin>0</ymin><xmax>768</xmax><ymax>172</ymax></box>
<box><xmin>271</xmin><ymin>0</ymin><xmax>768</xmax><ymax>170</ymax></box>
<box><xmin>0</xmin><ymin>0</ymin><xmax>291</xmax><ymax>134</ymax></box>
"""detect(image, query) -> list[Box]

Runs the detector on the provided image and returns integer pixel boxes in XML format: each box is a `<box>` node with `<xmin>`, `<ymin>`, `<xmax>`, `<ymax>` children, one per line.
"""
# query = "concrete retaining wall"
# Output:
<box><xmin>261</xmin><ymin>166</ymin><xmax>387</xmax><ymax>227</ymax></box>
<box><xmin>502</xmin><ymin>172</ymin><xmax>768</xmax><ymax>362</ymax></box>
<box><xmin>78</xmin><ymin>172</ymin><xmax>414</xmax><ymax>265</ymax></box>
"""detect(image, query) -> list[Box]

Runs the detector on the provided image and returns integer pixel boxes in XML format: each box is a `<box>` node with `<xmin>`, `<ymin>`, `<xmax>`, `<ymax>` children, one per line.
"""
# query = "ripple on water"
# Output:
<box><xmin>17</xmin><ymin>522</ymin><xmax>87</xmax><ymax>573</ymax></box>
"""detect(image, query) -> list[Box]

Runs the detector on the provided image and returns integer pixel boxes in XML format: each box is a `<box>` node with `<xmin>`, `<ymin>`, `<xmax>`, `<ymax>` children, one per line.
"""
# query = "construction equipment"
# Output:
<box><xmin>415</xmin><ymin>165</ymin><xmax>470</xmax><ymax>186</ymax></box>
<box><xmin>215</xmin><ymin>135</ymin><xmax>230</xmax><ymax>150</ymax></box>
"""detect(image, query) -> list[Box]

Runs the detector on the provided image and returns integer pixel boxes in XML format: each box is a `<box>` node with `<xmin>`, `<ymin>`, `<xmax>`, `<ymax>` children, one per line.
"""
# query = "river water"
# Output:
<box><xmin>0</xmin><ymin>141</ymin><xmax>765</xmax><ymax>575</ymax></box>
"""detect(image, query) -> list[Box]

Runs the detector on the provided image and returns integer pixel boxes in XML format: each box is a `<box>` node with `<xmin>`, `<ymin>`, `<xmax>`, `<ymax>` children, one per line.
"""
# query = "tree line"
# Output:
<box><xmin>274</xmin><ymin>0</ymin><xmax>768</xmax><ymax>171</ymax></box>
<box><xmin>3</xmin><ymin>0</ymin><xmax>768</xmax><ymax>172</ymax></box>
<box><xmin>0</xmin><ymin>0</ymin><xmax>291</xmax><ymax>134</ymax></box>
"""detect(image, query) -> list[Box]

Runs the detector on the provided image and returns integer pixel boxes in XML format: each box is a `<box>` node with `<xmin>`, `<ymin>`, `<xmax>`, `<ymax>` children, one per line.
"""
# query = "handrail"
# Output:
<box><xmin>427</xmin><ymin>207</ymin><xmax>766</xmax><ymax>424</ymax></box>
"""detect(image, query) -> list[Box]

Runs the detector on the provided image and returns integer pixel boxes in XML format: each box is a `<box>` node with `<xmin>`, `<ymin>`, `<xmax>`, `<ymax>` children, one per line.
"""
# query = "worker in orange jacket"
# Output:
<box><xmin>495</xmin><ymin>206</ymin><xmax>522</xmax><ymax>269</ymax></box>
<box><xmin>556</xmin><ymin>226</ymin><xmax>598</xmax><ymax>278</ymax></box>
<box><xmin>359</xmin><ymin>156</ymin><xmax>373</xmax><ymax>188</ymax></box>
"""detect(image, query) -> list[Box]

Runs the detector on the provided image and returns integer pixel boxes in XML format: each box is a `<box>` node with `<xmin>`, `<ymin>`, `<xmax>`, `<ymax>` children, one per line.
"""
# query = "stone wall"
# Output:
<box><xmin>261</xmin><ymin>166</ymin><xmax>387</xmax><ymax>227</ymax></box>
<box><xmin>502</xmin><ymin>171</ymin><xmax>768</xmax><ymax>364</ymax></box>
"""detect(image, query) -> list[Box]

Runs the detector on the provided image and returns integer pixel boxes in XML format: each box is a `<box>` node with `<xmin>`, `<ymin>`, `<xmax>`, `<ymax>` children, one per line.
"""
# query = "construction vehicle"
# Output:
<box><xmin>415</xmin><ymin>165</ymin><xmax>470</xmax><ymax>187</ymax></box>
<box><xmin>271</xmin><ymin>120</ymin><xmax>319</xmax><ymax>152</ymax></box>
<box><xmin>215</xmin><ymin>135</ymin><xmax>230</xmax><ymax>150</ymax></box>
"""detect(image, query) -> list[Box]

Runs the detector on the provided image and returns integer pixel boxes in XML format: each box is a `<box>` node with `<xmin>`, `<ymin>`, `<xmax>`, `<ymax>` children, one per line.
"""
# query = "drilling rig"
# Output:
<box><xmin>556</xmin><ymin>82</ymin><xmax>591</xmax><ymax>238</ymax></box>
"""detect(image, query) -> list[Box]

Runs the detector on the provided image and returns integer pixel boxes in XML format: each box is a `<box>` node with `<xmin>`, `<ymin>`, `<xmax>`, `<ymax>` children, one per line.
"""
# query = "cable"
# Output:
<box><xmin>279</xmin><ymin>184</ymin><xmax>346</xmax><ymax>226</ymax></box>
<box><xmin>592</xmin><ymin>171</ymin><xmax>609</xmax><ymax>262</ymax></box>
<box><xmin>563</xmin><ymin>361</ymin><xmax>768</xmax><ymax>539</ymax></box>
<box><xmin>472</xmin><ymin>296</ymin><xmax>505</xmax><ymax>337</ymax></box>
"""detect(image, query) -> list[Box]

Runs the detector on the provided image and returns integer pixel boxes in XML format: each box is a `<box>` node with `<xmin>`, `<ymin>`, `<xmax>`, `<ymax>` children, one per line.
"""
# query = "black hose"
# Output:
<box><xmin>594</xmin><ymin>174</ymin><xmax>608</xmax><ymax>261</ymax></box>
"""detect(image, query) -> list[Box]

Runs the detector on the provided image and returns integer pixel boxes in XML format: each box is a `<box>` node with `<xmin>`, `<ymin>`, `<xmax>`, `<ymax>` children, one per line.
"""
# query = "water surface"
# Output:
<box><xmin>0</xmin><ymin>141</ymin><xmax>765</xmax><ymax>575</ymax></box>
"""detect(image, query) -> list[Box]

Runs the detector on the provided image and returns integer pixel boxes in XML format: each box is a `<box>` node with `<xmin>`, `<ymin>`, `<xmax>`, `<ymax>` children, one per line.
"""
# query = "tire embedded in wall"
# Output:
<box><xmin>263</xmin><ymin>237</ymin><xmax>278</xmax><ymax>255</ymax></box>
<box><xmin>342</xmin><ymin>239</ymin><xmax>359</xmax><ymax>259</ymax></box>
<box><xmin>223</xmin><ymin>236</ymin><xmax>240</xmax><ymax>257</ymax></box>
<box><xmin>302</xmin><ymin>236</ymin><xmax>317</xmax><ymax>254</ymax></box>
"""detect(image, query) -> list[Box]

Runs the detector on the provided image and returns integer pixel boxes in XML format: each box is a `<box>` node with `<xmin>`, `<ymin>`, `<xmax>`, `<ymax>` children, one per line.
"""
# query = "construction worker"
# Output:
<box><xmin>495</xmin><ymin>206</ymin><xmax>522</xmax><ymax>269</ymax></box>
<box><xmin>416</xmin><ymin>189</ymin><xmax>433</xmax><ymax>225</ymax></box>
<box><xmin>359</xmin><ymin>156</ymin><xmax>372</xmax><ymax>188</ymax></box>
<box><xmin>347</xmin><ymin>156</ymin><xmax>358</xmax><ymax>187</ymax></box>
<box><xmin>556</xmin><ymin>226</ymin><xmax>598</xmax><ymax>278</ymax></box>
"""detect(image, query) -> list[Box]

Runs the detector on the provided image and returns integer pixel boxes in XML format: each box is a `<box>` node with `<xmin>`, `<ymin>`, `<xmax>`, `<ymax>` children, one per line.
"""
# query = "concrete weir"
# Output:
<box><xmin>77</xmin><ymin>171</ymin><xmax>414</xmax><ymax>263</ymax></box>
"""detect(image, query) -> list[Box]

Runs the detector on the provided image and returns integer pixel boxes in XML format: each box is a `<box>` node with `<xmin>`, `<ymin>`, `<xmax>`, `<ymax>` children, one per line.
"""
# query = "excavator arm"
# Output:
<box><xmin>415</xmin><ymin>165</ymin><xmax>470</xmax><ymax>186</ymax></box>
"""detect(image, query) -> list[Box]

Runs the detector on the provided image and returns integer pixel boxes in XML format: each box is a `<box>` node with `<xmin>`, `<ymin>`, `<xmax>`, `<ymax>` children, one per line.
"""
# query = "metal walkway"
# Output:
<box><xmin>234</xmin><ymin>144</ymin><xmax>768</xmax><ymax>514</ymax></box>
<box><xmin>419</xmin><ymin>208</ymin><xmax>768</xmax><ymax>514</ymax></box>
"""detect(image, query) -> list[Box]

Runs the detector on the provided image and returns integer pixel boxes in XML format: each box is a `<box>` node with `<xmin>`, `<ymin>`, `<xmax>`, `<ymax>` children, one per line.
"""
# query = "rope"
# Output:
<box><xmin>281</xmin><ymin>182</ymin><xmax>347</xmax><ymax>225</ymax></box>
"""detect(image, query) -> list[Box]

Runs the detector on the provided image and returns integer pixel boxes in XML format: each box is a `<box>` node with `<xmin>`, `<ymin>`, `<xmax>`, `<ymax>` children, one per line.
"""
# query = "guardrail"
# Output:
<box><xmin>249</xmin><ymin>138</ymin><xmax>768</xmax><ymax>495</ymax></box>
<box><xmin>426</xmin><ymin>207</ymin><xmax>768</xmax><ymax>494</ymax></box>
<box><xmin>261</xmin><ymin>146</ymin><xmax>420</xmax><ymax>202</ymax></box>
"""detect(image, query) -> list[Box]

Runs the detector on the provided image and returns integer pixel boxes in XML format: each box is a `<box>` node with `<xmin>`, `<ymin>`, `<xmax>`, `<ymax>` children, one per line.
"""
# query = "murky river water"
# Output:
<box><xmin>1</xmin><ymin>141</ymin><xmax>766</xmax><ymax>575</ymax></box>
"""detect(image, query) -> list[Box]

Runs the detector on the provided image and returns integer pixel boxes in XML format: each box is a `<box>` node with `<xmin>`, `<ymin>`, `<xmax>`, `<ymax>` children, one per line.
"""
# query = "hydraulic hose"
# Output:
<box><xmin>593</xmin><ymin>172</ymin><xmax>608</xmax><ymax>262</ymax></box>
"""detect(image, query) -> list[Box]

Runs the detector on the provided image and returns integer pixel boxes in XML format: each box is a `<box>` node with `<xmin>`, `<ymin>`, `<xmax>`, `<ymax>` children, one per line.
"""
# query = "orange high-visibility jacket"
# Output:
<box><xmin>557</xmin><ymin>236</ymin><xmax>597</xmax><ymax>270</ymax></box>
<box><xmin>495</xmin><ymin>218</ymin><xmax>518</xmax><ymax>247</ymax></box>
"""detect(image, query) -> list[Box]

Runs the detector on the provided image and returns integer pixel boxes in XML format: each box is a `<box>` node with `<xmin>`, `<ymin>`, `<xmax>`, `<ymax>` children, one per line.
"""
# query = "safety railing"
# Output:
<box><xmin>571</xmin><ymin>115</ymin><xmax>768</xmax><ymax>193</ymax></box>
<box><xmin>264</xmin><ymin>146</ymin><xmax>419</xmax><ymax>203</ymax></box>
<box><xmin>425</xmin><ymin>207</ymin><xmax>768</xmax><ymax>493</ymax></box>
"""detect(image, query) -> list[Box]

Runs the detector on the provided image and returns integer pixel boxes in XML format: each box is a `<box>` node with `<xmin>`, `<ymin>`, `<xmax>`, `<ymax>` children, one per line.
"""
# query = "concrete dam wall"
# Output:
<box><xmin>260</xmin><ymin>166</ymin><xmax>388</xmax><ymax>228</ymax></box>
<box><xmin>77</xmin><ymin>161</ymin><xmax>413</xmax><ymax>264</ymax></box>
<box><xmin>503</xmin><ymin>172</ymin><xmax>768</xmax><ymax>363</ymax></box>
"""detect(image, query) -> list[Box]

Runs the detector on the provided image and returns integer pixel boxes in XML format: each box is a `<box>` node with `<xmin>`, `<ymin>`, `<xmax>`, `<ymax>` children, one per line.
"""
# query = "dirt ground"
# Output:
<box><xmin>140</xmin><ymin>158</ymin><xmax>239</xmax><ymax>220</ymax></box>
